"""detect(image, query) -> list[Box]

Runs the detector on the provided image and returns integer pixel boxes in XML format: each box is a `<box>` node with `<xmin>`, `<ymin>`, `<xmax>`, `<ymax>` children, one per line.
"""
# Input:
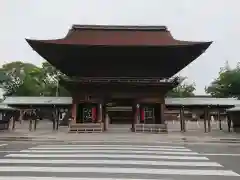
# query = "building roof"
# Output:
<box><xmin>3</xmin><ymin>96</ymin><xmax>240</xmax><ymax>107</ymax></box>
<box><xmin>3</xmin><ymin>96</ymin><xmax>71</xmax><ymax>105</ymax></box>
<box><xmin>28</xmin><ymin>24</ymin><xmax>209</xmax><ymax>46</ymax></box>
<box><xmin>0</xmin><ymin>104</ymin><xmax>17</xmax><ymax>111</ymax></box>
<box><xmin>226</xmin><ymin>106</ymin><xmax>240</xmax><ymax>112</ymax></box>
<box><xmin>26</xmin><ymin>24</ymin><xmax>212</xmax><ymax>78</ymax></box>
<box><xmin>26</xmin><ymin>40</ymin><xmax>211</xmax><ymax>78</ymax></box>
<box><xmin>166</xmin><ymin>97</ymin><xmax>240</xmax><ymax>107</ymax></box>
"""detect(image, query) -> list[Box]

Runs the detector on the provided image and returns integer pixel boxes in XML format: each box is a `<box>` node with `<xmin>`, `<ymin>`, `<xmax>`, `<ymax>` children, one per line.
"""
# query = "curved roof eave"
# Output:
<box><xmin>26</xmin><ymin>38</ymin><xmax>212</xmax><ymax>47</ymax></box>
<box><xmin>25</xmin><ymin>39</ymin><xmax>212</xmax><ymax>78</ymax></box>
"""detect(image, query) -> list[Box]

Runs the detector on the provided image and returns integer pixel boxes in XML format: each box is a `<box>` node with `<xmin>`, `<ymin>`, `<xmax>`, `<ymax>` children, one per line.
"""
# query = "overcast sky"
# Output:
<box><xmin>1</xmin><ymin>0</ymin><xmax>239</xmax><ymax>94</ymax></box>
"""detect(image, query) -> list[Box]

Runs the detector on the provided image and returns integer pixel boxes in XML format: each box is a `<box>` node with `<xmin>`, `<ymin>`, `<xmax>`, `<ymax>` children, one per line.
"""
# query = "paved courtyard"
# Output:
<box><xmin>1</xmin><ymin>120</ymin><xmax>238</xmax><ymax>143</ymax></box>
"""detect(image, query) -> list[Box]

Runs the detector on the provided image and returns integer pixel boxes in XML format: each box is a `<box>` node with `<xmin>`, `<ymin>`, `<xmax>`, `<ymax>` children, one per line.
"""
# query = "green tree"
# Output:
<box><xmin>167</xmin><ymin>77</ymin><xmax>196</xmax><ymax>97</ymax></box>
<box><xmin>0</xmin><ymin>61</ymin><xmax>39</xmax><ymax>96</ymax></box>
<box><xmin>41</xmin><ymin>61</ymin><xmax>70</xmax><ymax>96</ymax></box>
<box><xmin>205</xmin><ymin>61</ymin><xmax>240</xmax><ymax>98</ymax></box>
<box><xmin>0</xmin><ymin>61</ymin><xmax>70</xmax><ymax>96</ymax></box>
<box><xmin>0</xmin><ymin>71</ymin><xmax>11</xmax><ymax>100</ymax></box>
<box><xmin>15</xmin><ymin>66</ymin><xmax>48</xmax><ymax>96</ymax></box>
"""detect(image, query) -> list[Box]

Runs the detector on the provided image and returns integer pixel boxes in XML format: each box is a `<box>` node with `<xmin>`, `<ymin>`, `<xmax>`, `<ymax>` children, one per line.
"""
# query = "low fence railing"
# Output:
<box><xmin>68</xmin><ymin>123</ymin><xmax>103</xmax><ymax>133</ymax></box>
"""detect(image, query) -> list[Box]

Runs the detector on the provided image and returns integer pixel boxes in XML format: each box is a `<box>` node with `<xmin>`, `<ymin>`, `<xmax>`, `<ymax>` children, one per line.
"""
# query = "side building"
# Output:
<box><xmin>3</xmin><ymin>96</ymin><xmax>240</xmax><ymax>132</ymax></box>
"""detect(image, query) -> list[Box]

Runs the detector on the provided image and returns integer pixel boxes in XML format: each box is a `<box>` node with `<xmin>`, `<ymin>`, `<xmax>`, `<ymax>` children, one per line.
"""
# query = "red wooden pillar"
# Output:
<box><xmin>91</xmin><ymin>106</ymin><xmax>97</xmax><ymax>122</ymax></box>
<box><xmin>140</xmin><ymin>107</ymin><xmax>145</xmax><ymax>123</ymax></box>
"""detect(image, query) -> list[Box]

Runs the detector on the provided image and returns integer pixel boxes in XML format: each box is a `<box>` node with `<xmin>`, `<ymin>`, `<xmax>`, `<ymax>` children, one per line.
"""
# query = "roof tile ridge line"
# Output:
<box><xmin>71</xmin><ymin>24</ymin><xmax>168</xmax><ymax>31</ymax></box>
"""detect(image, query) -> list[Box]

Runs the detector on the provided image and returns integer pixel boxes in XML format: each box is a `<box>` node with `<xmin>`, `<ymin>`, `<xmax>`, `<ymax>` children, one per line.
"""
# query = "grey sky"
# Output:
<box><xmin>1</xmin><ymin>0</ymin><xmax>239</xmax><ymax>94</ymax></box>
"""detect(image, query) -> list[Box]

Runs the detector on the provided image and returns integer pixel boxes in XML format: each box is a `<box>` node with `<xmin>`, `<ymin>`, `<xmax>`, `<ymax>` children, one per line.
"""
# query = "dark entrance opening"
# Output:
<box><xmin>108</xmin><ymin>107</ymin><xmax>133</xmax><ymax>124</ymax></box>
<box><xmin>76</xmin><ymin>103</ymin><xmax>97</xmax><ymax>123</ymax></box>
<box><xmin>107</xmin><ymin>99</ymin><xmax>134</xmax><ymax>125</ymax></box>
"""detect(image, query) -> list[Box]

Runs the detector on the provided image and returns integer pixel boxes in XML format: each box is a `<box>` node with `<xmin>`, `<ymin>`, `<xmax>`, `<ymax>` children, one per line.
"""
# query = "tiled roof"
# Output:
<box><xmin>226</xmin><ymin>106</ymin><xmax>240</xmax><ymax>112</ymax></box>
<box><xmin>3</xmin><ymin>96</ymin><xmax>72</xmax><ymax>105</ymax></box>
<box><xmin>3</xmin><ymin>96</ymin><xmax>240</xmax><ymax>107</ymax></box>
<box><xmin>165</xmin><ymin>97</ymin><xmax>240</xmax><ymax>106</ymax></box>
<box><xmin>0</xmin><ymin>104</ymin><xmax>17</xmax><ymax>111</ymax></box>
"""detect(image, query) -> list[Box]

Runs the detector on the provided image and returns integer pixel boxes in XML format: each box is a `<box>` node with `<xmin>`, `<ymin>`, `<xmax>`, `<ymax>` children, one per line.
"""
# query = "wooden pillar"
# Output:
<box><xmin>97</xmin><ymin>103</ymin><xmax>102</xmax><ymax>123</ymax></box>
<box><xmin>102</xmin><ymin>104</ymin><xmax>107</xmax><ymax>131</ymax></box>
<box><xmin>29</xmin><ymin>119</ymin><xmax>33</xmax><ymax>131</ymax></box>
<box><xmin>12</xmin><ymin>116</ymin><xmax>16</xmax><ymax>131</ymax></box>
<box><xmin>218</xmin><ymin>109</ymin><xmax>222</xmax><ymax>130</ymax></box>
<box><xmin>180</xmin><ymin>108</ymin><xmax>182</xmax><ymax>131</ymax></box>
<box><xmin>19</xmin><ymin>110</ymin><xmax>24</xmax><ymax>124</ymax></box>
<box><xmin>52</xmin><ymin>106</ymin><xmax>57</xmax><ymax>131</ymax></box>
<box><xmin>11</xmin><ymin>111</ymin><xmax>17</xmax><ymax>130</ymax></box>
<box><xmin>136</xmin><ymin>104</ymin><xmax>140</xmax><ymax>124</ymax></box>
<box><xmin>132</xmin><ymin>104</ymin><xmax>136</xmax><ymax>132</ymax></box>
<box><xmin>227</xmin><ymin>113</ymin><xmax>231</xmax><ymax>132</ymax></box>
<box><xmin>71</xmin><ymin>103</ymin><xmax>77</xmax><ymax>124</ymax></box>
<box><xmin>182</xmin><ymin>106</ymin><xmax>186</xmax><ymax>132</ymax></box>
<box><xmin>154</xmin><ymin>103</ymin><xmax>161</xmax><ymax>124</ymax></box>
<box><xmin>207</xmin><ymin>107</ymin><xmax>211</xmax><ymax>132</ymax></box>
<box><xmin>56</xmin><ymin>108</ymin><xmax>59</xmax><ymax>131</ymax></box>
<box><xmin>180</xmin><ymin>107</ymin><xmax>185</xmax><ymax>132</ymax></box>
<box><xmin>160</xmin><ymin>103</ymin><xmax>165</xmax><ymax>124</ymax></box>
<box><xmin>132</xmin><ymin>103</ymin><xmax>140</xmax><ymax>132</ymax></box>
<box><xmin>204</xmin><ymin>108</ymin><xmax>207</xmax><ymax>133</ymax></box>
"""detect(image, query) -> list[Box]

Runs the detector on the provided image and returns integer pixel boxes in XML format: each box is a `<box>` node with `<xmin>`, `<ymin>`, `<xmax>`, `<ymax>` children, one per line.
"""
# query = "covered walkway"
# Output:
<box><xmin>3</xmin><ymin>96</ymin><xmax>240</xmax><ymax>133</ymax></box>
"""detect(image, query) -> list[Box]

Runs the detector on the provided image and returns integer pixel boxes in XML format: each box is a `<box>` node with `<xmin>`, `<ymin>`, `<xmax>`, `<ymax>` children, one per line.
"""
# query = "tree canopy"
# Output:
<box><xmin>0</xmin><ymin>61</ymin><xmax>196</xmax><ymax>98</ymax></box>
<box><xmin>166</xmin><ymin>77</ymin><xmax>196</xmax><ymax>97</ymax></box>
<box><xmin>205</xmin><ymin>61</ymin><xmax>240</xmax><ymax>98</ymax></box>
<box><xmin>0</xmin><ymin>61</ymin><xmax>70</xmax><ymax>97</ymax></box>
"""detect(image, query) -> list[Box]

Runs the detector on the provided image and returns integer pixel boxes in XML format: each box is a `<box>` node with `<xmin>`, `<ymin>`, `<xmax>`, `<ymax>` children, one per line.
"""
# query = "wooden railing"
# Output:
<box><xmin>68</xmin><ymin>123</ymin><xmax>103</xmax><ymax>133</ymax></box>
<box><xmin>134</xmin><ymin>123</ymin><xmax>167</xmax><ymax>133</ymax></box>
<box><xmin>65</xmin><ymin>76</ymin><xmax>181</xmax><ymax>84</ymax></box>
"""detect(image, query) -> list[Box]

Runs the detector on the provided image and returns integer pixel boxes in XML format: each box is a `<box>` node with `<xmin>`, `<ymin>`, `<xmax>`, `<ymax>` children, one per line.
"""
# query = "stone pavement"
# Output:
<box><xmin>1</xmin><ymin>120</ymin><xmax>240</xmax><ymax>143</ymax></box>
<box><xmin>1</xmin><ymin>129</ymin><xmax>240</xmax><ymax>145</ymax></box>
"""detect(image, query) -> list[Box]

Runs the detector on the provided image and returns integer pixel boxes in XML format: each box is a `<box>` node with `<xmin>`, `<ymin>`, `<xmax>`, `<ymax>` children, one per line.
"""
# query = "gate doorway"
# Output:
<box><xmin>106</xmin><ymin>106</ymin><xmax>133</xmax><ymax>132</ymax></box>
<box><xmin>108</xmin><ymin>106</ymin><xmax>133</xmax><ymax>124</ymax></box>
